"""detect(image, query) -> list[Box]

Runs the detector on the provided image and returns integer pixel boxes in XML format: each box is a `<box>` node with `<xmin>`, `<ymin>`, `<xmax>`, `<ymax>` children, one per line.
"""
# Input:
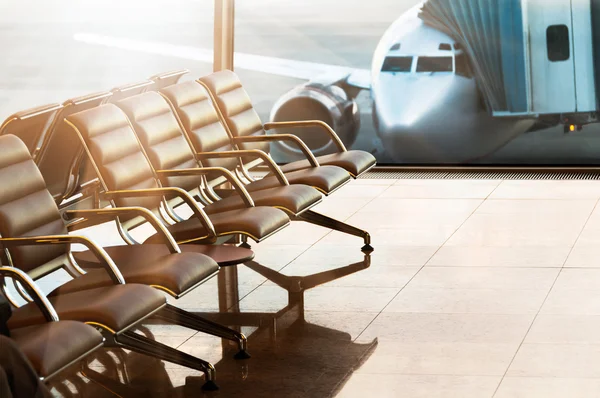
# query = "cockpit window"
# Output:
<box><xmin>381</xmin><ymin>56</ymin><xmax>413</xmax><ymax>72</ymax></box>
<box><xmin>416</xmin><ymin>56</ymin><xmax>453</xmax><ymax>72</ymax></box>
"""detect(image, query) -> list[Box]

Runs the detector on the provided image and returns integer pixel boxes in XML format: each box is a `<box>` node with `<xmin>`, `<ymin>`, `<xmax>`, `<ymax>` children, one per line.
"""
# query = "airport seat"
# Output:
<box><xmin>63</xmin><ymin>104</ymin><xmax>290</xmax><ymax>245</ymax></box>
<box><xmin>36</xmin><ymin>91</ymin><xmax>113</xmax><ymax>204</ymax></box>
<box><xmin>115</xmin><ymin>90</ymin><xmax>323</xmax><ymax>217</ymax></box>
<box><xmin>108</xmin><ymin>80</ymin><xmax>155</xmax><ymax>103</ymax></box>
<box><xmin>0</xmin><ymin>103</ymin><xmax>63</xmax><ymax>157</ymax></box>
<box><xmin>0</xmin><ymin>134</ymin><xmax>256</xmax><ymax>389</ymax></box>
<box><xmin>198</xmin><ymin>70</ymin><xmax>377</xmax><ymax>178</ymax></box>
<box><xmin>159</xmin><ymin>81</ymin><xmax>373</xmax><ymax>250</ymax></box>
<box><xmin>149</xmin><ymin>69</ymin><xmax>190</xmax><ymax>89</ymax></box>
<box><xmin>9</xmin><ymin>319</ymin><xmax>103</xmax><ymax>381</ymax></box>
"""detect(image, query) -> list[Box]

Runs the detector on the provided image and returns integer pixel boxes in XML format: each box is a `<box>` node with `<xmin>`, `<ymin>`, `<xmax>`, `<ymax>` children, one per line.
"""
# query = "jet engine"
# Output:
<box><xmin>269</xmin><ymin>82</ymin><xmax>360</xmax><ymax>160</ymax></box>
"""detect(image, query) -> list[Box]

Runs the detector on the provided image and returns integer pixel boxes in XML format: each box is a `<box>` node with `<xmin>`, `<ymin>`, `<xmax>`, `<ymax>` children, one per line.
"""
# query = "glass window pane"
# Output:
<box><xmin>546</xmin><ymin>24</ymin><xmax>570</xmax><ymax>62</ymax></box>
<box><xmin>416</xmin><ymin>56</ymin><xmax>453</xmax><ymax>72</ymax></box>
<box><xmin>381</xmin><ymin>57</ymin><xmax>413</xmax><ymax>72</ymax></box>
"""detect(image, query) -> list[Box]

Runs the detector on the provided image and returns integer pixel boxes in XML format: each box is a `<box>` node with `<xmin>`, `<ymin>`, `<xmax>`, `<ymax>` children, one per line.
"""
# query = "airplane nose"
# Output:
<box><xmin>373</xmin><ymin>76</ymin><xmax>533</xmax><ymax>163</ymax></box>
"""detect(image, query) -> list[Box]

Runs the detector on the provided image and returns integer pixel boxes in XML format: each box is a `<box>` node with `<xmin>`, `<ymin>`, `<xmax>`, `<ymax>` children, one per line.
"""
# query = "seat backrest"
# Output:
<box><xmin>36</xmin><ymin>92</ymin><xmax>113</xmax><ymax>203</ymax></box>
<box><xmin>0</xmin><ymin>135</ymin><xmax>69</xmax><ymax>274</ymax></box>
<box><xmin>108</xmin><ymin>80</ymin><xmax>155</xmax><ymax>103</ymax></box>
<box><xmin>0</xmin><ymin>104</ymin><xmax>63</xmax><ymax>156</ymax></box>
<box><xmin>198</xmin><ymin>70</ymin><xmax>270</xmax><ymax>153</ymax></box>
<box><xmin>116</xmin><ymin>91</ymin><xmax>204</xmax><ymax>191</ymax></box>
<box><xmin>149</xmin><ymin>69</ymin><xmax>190</xmax><ymax>90</ymax></box>
<box><xmin>64</xmin><ymin>104</ymin><xmax>162</xmax><ymax>210</ymax></box>
<box><xmin>159</xmin><ymin>81</ymin><xmax>238</xmax><ymax>173</ymax></box>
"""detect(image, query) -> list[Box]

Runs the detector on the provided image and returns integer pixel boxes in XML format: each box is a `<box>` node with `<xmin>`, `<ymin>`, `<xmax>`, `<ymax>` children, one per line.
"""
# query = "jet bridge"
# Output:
<box><xmin>420</xmin><ymin>0</ymin><xmax>598</xmax><ymax>120</ymax></box>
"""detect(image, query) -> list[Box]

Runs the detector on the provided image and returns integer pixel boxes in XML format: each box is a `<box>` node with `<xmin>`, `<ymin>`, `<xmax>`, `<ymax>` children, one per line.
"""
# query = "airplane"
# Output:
<box><xmin>71</xmin><ymin>1</ymin><xmax>590</xmax><ymax>164</ymax></box>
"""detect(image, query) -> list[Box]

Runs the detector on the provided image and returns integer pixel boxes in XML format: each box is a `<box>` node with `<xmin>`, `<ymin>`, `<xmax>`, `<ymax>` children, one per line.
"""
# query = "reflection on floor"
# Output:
<box><xmin>42</xmin><ymin>178</ymin><xmax>600</xmax><ymax>397</ymax></box>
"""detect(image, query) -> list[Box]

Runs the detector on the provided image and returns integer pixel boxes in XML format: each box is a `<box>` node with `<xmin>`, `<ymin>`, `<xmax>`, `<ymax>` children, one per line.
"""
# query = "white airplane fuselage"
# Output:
<box><xmin>370</xmin><ymin>5</ymin><xmax>534</xmax><ymax>163</ymax></box>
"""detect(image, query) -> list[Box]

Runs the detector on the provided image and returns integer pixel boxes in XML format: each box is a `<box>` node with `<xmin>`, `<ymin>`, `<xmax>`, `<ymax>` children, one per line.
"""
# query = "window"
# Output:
<box><xmin>381</xmin><ymin>56</ymin><xmax>413</xmax><ymax>72</ymax></box>
<box><xmin>546</xmin><ymin>24</ymin><xmax>570</xmax><ymax>62</ymax></box>
<box><xmin>389</xmin><ymin>43</ymin><xmax>401</xmax><ymax>51</ymax></box>
<box><xmin>438</xmin><ymin>43</ymin><xmax>452</xmax><ymax>51</ymax></box>
<box><xmin>416</xmin><ymin>56</ymin><xmax>453</xmax><ymax>72</ymax></box>
<box><xmin>455</xmin><ymin>53</ymin><xmax>472</xmax><ymax>78</ymax></box>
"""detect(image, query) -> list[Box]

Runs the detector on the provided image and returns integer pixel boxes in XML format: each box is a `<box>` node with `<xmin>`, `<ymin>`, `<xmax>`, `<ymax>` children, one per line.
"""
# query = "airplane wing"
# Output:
<box><xmin>73</xmin><ymin>33</ymin><xmax>371</xmax><ymax>89</ymax></box>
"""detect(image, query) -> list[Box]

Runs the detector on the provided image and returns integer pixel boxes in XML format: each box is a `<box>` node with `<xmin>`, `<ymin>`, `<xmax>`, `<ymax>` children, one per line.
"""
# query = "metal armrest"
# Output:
<box><xmin>197</xmin><ymin>150</ymin><xmax>289</xmax><ymax>186</ymax></box>
<box><xmin>0</xmin><ymin>267</ymin><xmax>59</xmax><ymax>322</ymax></box>
<box><xmin>156</xmin><ymin>167</ymin><xmax>255</xmax><ymax>206</ymax></box>
<box><xmin>64</xmin><ymin>207</ymin><xmax>180</xmax><ymax>254</ymax></box>
<box><xmin>263</xmin><ymin>120</ymin><xmax>347</xmax><ymax>152</ymax></box>
<box><xmin>0</xmin><ymin>236</ymin><xmax>124</xmax><ymax>285</ymax></box>
<box><xmin>104</xmin><ymin>187</ymin><xmax>217</xmax><ymax>242</ymax></box>
<box><xmin>233</xmin><ymin>135</ymin><xmax>320</xmax><ymax>167</ymax></box>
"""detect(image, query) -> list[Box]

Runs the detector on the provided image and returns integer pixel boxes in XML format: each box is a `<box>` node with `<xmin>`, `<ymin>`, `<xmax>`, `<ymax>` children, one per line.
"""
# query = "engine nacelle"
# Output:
<box><xmin>269</xmin><ymin>82</ymin><xmax>360</xmax><ymax>160</ymax></box>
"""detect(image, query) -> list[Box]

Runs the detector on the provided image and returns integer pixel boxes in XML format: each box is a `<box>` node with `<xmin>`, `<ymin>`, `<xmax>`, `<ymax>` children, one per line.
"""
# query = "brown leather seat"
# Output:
<box><xmin>0</xmin><ymin>103</ymin><xmax>63</xmax><ymax>157</ymax></box>
<box><xmin>49</xmin><ymin>251</ymin><xmax>217</xmax><ymax>297</ymax></box>
<box><xmin>198</xmin><ymin>70</ymin><xmax>376</xmax><ymax>178</ymax></box>
<box><xmin>246</xmin><ymin>165</ymin><xmax>350</xmax><ymax>194</ymax></box>
<box><xmin>159</xmin><ymin>81</ymin><xmax>350</xmax><ymax>196</ymax></box>
<box><xmin>8</xmin><ymin>284</ymin><xmax>166</xmax><ymax>332</ymax></box>
<box><xmin>36</xmin><ymin>91</ymin><xmax>113</xmax><ymax>203</ymax></box>
<box><xmin>10</xmin><ymin>321</ymin><xmax>104</xmax><ymax>379</ymax></box>
<box><xmin>65</xmin><ymin>103</ymin><xmax>290</xmax><ymax>243</ymax></box>
<box><xmin>116</xmin><ymin>90</ymin><xmax>322</xmax><ymax>215</ymax></box>
<box><xmin>278</xmin><ymin>151</ymin><xmax>376</xmax><ymax>179</ymax></box>
<box><xmin>204</xmin><ymin>185</ymin><xmax>320</xmax><ymax>215</ymax></box>
<box><xmin>146</xmin><ymin>206</ymin><xmax>288</xmax><ymax>245</ymax></box>
<box><xmin>73</xmin><ymin>244</ymin><xmax>254</xmax><ymax>269</ymax></box>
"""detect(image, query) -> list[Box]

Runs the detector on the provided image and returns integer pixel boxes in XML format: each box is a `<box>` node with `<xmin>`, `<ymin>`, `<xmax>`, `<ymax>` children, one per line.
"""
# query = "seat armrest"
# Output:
<box><xmin>64</xmin><ymin>207</ymin><xmax>180</xmax><ymax>254</ymax></box>
<box><xmin>0</xmin><ymin>236</ymin><xmax>125</xmax><ymax>285</ymax></box>
<box><xmin>264</xmin><ymin>120</ymin><xmax>347</xmax><ymax>152</ymax></box>
<box><xmin>0</xmin><ymin>267</ymin><xmax>58</xmax><ymax>322</ymax></box>
<box><xmin>156</xmin><ymin>167</ymin><xmax>255</xmax><ymax>207</ymax></box>
<box><xmin>233</xmin><ymin>135</ymin><xmax>320</xmax><ymax>167</ymax></box>
<box><xmin>196</xmin><ymin>150</ymin><xmax>289</xmax><ymax>186</ymax></box>
<box><xmin>104</xmin><ymin>187</ymin><xmax>217</xmax><ymax>242</ymax></box>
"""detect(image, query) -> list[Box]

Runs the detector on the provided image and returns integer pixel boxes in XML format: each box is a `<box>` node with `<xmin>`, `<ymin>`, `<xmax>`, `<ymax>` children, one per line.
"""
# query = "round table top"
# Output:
<box><xmin>72</xmin><ymin>244</ymin><xmax>255</xmax><ymax>268</ymax></box>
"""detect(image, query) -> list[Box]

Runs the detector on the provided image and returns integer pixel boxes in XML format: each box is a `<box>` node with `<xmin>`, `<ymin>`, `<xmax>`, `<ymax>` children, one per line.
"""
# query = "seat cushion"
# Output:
<box><xmin>8</xmin><ymin>284</ymin><xmax>165</xmax><ymax>332</ymax></box>
<box><xmin>72</xmin><ymin>244</ymin><xmax>254</xmax><ymax>268</ymax></box>
<box><xmin>11</xmin><ymin>321</ymin><xmax>103</xmax><ymax>378</ymax></box>
<box><xmin>145</xmin><ymin>207</ymin><xmax>290</xmax><ymax>244</ymax></box>
<box><xmin>279</xmin><ymin>150</ymin><xmax>376</xmax><ymax>178</ymax></box>
<box><xmin>48</xmin><ymin>252</ymin><xmax>219</xmax><ymax>298</ymax></box>
<box><xmin>205</xmin><ymin>185</ymin><xmax>322</xmax><ymax>216</ymax></box>
<box><xmin>247</xmin><ymin>165</ymin><xmax>351</xmax><ymax>195</ymax></box>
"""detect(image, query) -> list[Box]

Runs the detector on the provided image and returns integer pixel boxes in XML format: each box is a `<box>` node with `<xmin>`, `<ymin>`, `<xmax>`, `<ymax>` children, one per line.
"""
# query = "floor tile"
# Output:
<box><xmin>526</xmin><ymin>314</ymin><xmax>600</xmax><ymax>344</ymax></box>
<box><xmin>335</xmin><ymin>374</ymin><xmax>500</xmax><ymax>398</ymax></box>
<box><xmin>495</xmin><ymin>377</ymin><xmax>600</xmax><ymax>398</ymax></box>
<box><xmin>355</xmin><ymin>341</ymin><xmax>518</xmax><ymax>376</ymax></box>
<box><xmin>357</xmin><ymin>313</ymin><xmax>533</xmax><ymax>344</ymax></box>
<box><xmin>446</xmin><ymin>213</ymin><xmax>587</xmax><ymax>247</ymax></box>
<box><xmin>565</xmin><ymin>246</ymin><xmax>600</xmax><ymax>267</ymax></box>
<box><xmin>491</xmin><ymin>180</ymin><xmax>600</xmax><ymax>199</ymax></box>
<box><xmin>541</xmin><ymin>289</ymin><xmax>600</xmax><ymax>315</ymax></box>
<box><xmin>429</xmin><ymin>246</ymin><xmax>570</xmax><ymax>267</ymax></box>
<box><xmin>508</xmin><ymin>343</ymin><xmax>600</xmax><ymax>378</ymax></box>
<box><xmin>475</xmin><ymin>199</ymin><xmax>596</xmax><ymax>216</ymax></box>
<box><xmin>384</xmin><ymin>286</ymin><xmax>548</xmax><ymax>314</ymax></box>
<box><xmin>384</xmin><ymin>179</ymin><xmax>500</xmax><ymax>199</ymax></box>
<box><xmin>409</xmin><ymin>267</ymin><xmax>559</xmax><ymax>290</ymax></box>
<box><xmin>552</xmin><ymin>268</ymin><xmax>600</xmax><ymax>290</ymax></box>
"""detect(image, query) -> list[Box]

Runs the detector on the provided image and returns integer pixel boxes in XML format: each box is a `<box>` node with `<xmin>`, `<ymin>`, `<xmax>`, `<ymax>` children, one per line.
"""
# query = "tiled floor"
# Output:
<box><xmin>39</xmin><ymin>177</ymin><xmax>600</xmax><ymax>397</ymax></box>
